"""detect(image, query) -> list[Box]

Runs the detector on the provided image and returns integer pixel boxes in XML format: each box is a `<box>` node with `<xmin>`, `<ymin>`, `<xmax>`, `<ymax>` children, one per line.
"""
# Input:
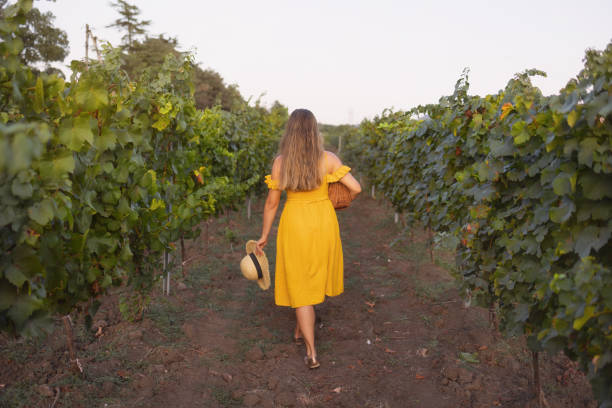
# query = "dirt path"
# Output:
<box><xmin>0</xmin><ymin>196</ymin><xmax>596</xmax><ymax>408</ymax></box>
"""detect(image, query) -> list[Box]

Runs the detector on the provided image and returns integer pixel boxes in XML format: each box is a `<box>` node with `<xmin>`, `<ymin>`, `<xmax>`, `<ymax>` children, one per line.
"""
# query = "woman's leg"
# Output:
<box><xmin>294</xmin><ymin>321</ymin><xmax>302</xmax><ymax>340</ymax></box>
<box><xmin>295</xmin><ymin>305</ymin><xmax>316</xmax><ymax>360</ymax></box>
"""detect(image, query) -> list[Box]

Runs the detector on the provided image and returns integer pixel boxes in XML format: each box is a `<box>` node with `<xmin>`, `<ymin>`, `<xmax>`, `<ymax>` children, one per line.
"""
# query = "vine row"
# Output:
<box><xmin>0</xmin><ymin>1</ymin><xmax>284</xmax><ymax>334</ymax></box>
<box><xmin>345</xmin><ymin>43</ymin><xmax>612</xmax><ymax>404</ymax></box>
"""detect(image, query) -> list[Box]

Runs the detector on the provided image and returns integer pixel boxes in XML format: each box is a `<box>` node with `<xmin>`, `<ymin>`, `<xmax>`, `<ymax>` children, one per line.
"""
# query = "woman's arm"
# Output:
<box><xmin>256</xmin><ymin>157</ymin><xmax>282</xmax><ymax>254</ymax></box>
<box><xmin>327</xmin><ymin>151</ymin><xmax>362</xmax><ymax>197</ymax></box>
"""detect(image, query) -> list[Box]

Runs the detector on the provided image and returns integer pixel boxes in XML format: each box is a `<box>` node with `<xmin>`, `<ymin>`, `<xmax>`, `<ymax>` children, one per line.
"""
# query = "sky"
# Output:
<box><xmin>37</xmin><ymin>0</ymin><xmax>612</xmax><ymax>125</ymax></box>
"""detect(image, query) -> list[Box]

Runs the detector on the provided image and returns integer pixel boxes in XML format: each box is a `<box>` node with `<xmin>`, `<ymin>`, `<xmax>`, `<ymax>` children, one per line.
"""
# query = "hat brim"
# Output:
<box><xmin>245</xmin><ymin>240</ymin><xmax>271</xmax><ymax>290</ymax></box>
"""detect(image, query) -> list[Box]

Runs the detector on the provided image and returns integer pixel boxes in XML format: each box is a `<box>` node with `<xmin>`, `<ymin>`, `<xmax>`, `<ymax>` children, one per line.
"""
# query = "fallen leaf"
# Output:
<box><xmin>415</xmin><ymin>374</ymin><xmax>425</xmax><ymax>380</ymax></box>
<box><xmin>384</xmin><ymin>348</ymin><xmax>396</xmax><ymax>354</ymax></box>
<box><xmin>332</xmin><ymin>387</ymin><xmax>342</xmax><ymax>393</ymax></box>
<box><xmin>478</xmin><ymin>345</ymin><xmax>488</xmax><ymax>351</ymax></box>
<box><xmin>116</xmin><ymin>370</ymin><xmax>129</xmax><ymax>379</ymax></box>
<box><xmin>493</xmin><ymin>401</ymin><xmax>501</xmax><ymax>406</ymax></box>
<box><xmin>348</xmin><ymin>365</ymin><xmax>355</xmax><ymax>369</ymax></box>
<box><xmin>458</xmin><ymin>351</ymin><xmax>480</xmax><ymax>364</ymax></box>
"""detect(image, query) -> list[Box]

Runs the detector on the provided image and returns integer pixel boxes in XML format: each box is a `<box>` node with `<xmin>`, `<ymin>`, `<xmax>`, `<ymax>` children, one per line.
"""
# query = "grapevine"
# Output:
<box><xmin>0</xmin><ymin>0</ymin><xmax>283</xmax><ymax>334</ymax></box>
<box><xmin>345</xmin><ymin>44</ymin><xmax>612</xmax><ymax>404</ymax></box>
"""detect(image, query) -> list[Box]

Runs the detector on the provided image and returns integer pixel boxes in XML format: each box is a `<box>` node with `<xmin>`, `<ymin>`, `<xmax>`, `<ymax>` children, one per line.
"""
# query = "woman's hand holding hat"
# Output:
<box><xmin>256</xmin><ymin>235</ymin><xmax>267</xmax><ymax>256</ymax></box>
<box><xmin>240</xmin><ymin>240</ymin><xmax>270</xmax><ymax>290</ymax></box>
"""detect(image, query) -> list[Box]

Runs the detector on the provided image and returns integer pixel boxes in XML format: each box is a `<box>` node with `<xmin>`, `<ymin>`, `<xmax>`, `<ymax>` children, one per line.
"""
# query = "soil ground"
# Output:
<box><xmin>0</xmin><ymin>195</ymin><xmax>597</xmax><ymax>408</ymax></box>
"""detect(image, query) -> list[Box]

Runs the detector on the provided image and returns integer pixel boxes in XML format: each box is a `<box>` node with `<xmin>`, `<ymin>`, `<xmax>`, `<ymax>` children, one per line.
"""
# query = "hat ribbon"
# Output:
<box><xmin>249</xmin><ymin>253</ymin><xmax>264</xmax><ymax>280</ymax></box>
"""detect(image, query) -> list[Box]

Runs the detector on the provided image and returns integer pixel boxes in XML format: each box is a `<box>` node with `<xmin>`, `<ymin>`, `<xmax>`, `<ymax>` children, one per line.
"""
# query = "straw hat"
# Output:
<box><xmin>240</xmin><ymin>240</ymin><xmax>270</xmax><ymax>290</ymax></box>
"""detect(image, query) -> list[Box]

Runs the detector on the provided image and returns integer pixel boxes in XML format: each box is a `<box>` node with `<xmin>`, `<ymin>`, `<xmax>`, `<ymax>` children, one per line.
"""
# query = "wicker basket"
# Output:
<box><xmin>328</xmin><ymin>182</ymin><xmax>353</xmax><ymax>210</ymax></box>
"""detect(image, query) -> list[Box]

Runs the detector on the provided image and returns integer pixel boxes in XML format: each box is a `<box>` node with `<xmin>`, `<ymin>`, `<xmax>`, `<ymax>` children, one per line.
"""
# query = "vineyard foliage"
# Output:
<box><xmin>345</xmin><ymin>44</ymin><xmax>612</xmax><ymax>403</ymax></box>
<box><xmin>0</xmin><ymin>1</ymin><xmax>284</xmax><ymax>335</ymax></box>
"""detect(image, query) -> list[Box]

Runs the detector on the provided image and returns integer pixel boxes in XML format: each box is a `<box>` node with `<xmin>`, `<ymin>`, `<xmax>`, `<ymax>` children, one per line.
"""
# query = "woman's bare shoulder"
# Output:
<box><xmin>271</xmin><ymin>155</ymin><xmax>282</xmax><ymax>177</ymax></box>
<box><xmin>324</xmin><ymin>151</ymin><xmax>342</xmax><ymax>171</ymax></box>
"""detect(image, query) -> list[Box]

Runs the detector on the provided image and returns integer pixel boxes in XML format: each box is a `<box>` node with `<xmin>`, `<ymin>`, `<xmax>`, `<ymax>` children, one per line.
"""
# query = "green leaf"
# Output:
<box><xmin>573</xmin><ymin>306</ymin><xmax>595</xmax><ymax>330</ymax></box>
<box><xmin>0</xmin><ymin>280</ymin><xmax>18</xmax><ymax>311</ymax></box>
<box><xmin>74</xmin><ymin>79</ymin><xmax>108</xmax><ymax>111</ymax></box>
<box><xmin>4</xmin><ymin>265</ymin><xmax>27</xmax><ymax>288</ymax></box>
<box><xmin>59</xmin><ymin>117</ymin><xmax>95</xmax><ymax>151</ymax></box>
<box><xmin>40</xmin><ymin>151</ymin><xmax>75</xmax><ymax>180</ymax></box>
<box><xmin>567</xmin><ymin>110</ymin><xmax>579</xmax><ymax>128</ymax></box>
<box><xmin>552</xmin><ymin>173</ymin><xmax>573</xmax><ymax>196</ymax></box>
<box><xmin>53</xmin><ymin>152</ymin><xmax>75</xmax><ymax>175</ymax></box>
<box><xmin>580</xmin><ymin>173</ymin><xmax>612</xmax><ymax>200</ymax></box>
<box><xmin>159</xmin><ymin>101</ymin><xmax>172</xmax><ymax>114</ymax></box>
<box><xmin>20</xmin><ymin>312</ymin><xmax>54</xmax><ymax>338</ymax></box>
<box><xmin>95</xmin><ymin>128</ymin><xmax>117</xmax><ymax>151</ymax></box>
<box><xmin>577</xmin><ymin>201</ymin><xmax>612</xmax><ymax>222</ymax></box>
<box><xmin>0</xmin><ymin>206</ymin><xmax>17</xmax><ymax>228</ymax></box>
<box><xmin>11</xmin><ymin>179</ymin><xmax>33</xmax><ymax>199</ymax></box>
<box><xmin>511</xmin><ymin>121</ymin><xmax>530</xmax><ymax>145</ymax></box>
<box><xmin>7</xmin><ymin>295</ymin><xmax>42</xmax><ymax>327</ymax></box>
<box><xmin>9</xmin><ymin>132</ymin><xmax>35</xmax><ymax>174</ymax></box>
<box><xmin>577</xmin><ymin>138</ymin><xmax>599</xmax><ymax>168</ymax></box>
<box><xmin>549</xmin><ymin>198</ymin><xmax>575</xmax><ymax>224</ymax></box>
<box><xmin>573</xmin><ymin>224</ymin><xmax>612</xmax><ymax>258</ymax></box>
<box><xmin>28</xmin><ymin>198</ymin><xmax>55</xmax><ymax>226</ymax></box>
<box><xmin>33</xmin><ymin>77</ymin><xmax>44</xmax><ymax>114</ymax></box>
<box><xmin>558</xmin><ymin>91</ymin><xmax>578</xmax><ymax>114</ymax></box>
<box><xmin>150</xmin><ymin>198</ymin><xmax>165</xmax><ymax>211</ymax></box>
<box><xmin>101</xmin><ymin>274</ymin><xmax>112</xmax><ymax>288</ymax></box>
<box><xmin>599</xmin><ymin>97</ymin><xmax>612</xmax><ymax>117</ymax></box>
<box><xmin>120</xmin><ymin>242</ymin><xmax>133</xmax><ymax>262</ymax></box>
<box><xmin>514</xmin><ymin>303</ymin><xmax>530</xmax><ymax>322</ymax></box>
<box><xmin>152</xmin><ymin>116</ymin><xmax>170</xmax><ymax>131</ymax></box>
<box><xmin>139</xmin><ymin>170</ymin><xmax>157</xmax><ymax>189</ymax></box>
<box><xmin>489</xmin><ymin>137</ymin><xmax>515</xmax><ymax>156</ymax></box>
<box><xmin>86</xmin><ymin>236</ymin><xmax>118</xmax><ymax>254</ymax></box>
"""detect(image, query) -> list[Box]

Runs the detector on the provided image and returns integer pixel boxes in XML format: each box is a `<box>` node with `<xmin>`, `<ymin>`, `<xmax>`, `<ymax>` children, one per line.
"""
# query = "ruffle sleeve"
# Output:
<box><xmin>326</xmin><ymin>165</ymin><xmax>351</xmax><ymax>183</ymax></box>
<box><xmin>265</xmin><ymin>174</ymin><xmax>280</xmax><ymax>190</ymax></box>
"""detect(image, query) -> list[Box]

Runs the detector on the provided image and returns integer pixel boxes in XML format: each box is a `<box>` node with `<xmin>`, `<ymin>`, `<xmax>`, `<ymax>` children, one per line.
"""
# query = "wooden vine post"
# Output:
<box><xmin>62</xmin><ymin>316</ymin><xmax>83</xmax><ymax>375</ymax></box>
<box><xmin>180</xmin><ymin>234</ymin><xmax>186</xmax><ymax>278</ymax></box>
<box><xmin>531</xmin><ymin>351</ymin><xmax>549</xmax><ymax>407</ymax></box>
<box><xmin>247</xmin><ymin>196</ymin><xmax>252</xmax><ymax>220</ymax></box>
<box><xmin>162</xmin><ymin>250</ymin><xmax>171</xmax><ymax>295</ymax></box>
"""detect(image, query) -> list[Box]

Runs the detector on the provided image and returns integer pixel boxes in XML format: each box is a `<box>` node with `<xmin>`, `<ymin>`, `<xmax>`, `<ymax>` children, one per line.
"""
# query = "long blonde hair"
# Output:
<box><xmin>278</xmin><ymin>109</ymin><xmax>324</xmax><ymax>191</ymax></box>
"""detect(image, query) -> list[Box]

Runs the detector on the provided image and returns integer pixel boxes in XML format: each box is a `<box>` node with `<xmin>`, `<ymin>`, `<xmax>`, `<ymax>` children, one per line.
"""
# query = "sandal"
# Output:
<box><xmin>304</xmin><ymin>355</ymin><xmax>320</xmax><ymax>369</ymax></box>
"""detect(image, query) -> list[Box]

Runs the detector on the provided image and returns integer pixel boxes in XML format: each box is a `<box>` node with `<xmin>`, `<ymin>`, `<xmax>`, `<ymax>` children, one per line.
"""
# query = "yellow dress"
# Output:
<box><xmin>265</xmin><ymin>157</ymin><xmax>351</xmax><ymax>308</ymax></box>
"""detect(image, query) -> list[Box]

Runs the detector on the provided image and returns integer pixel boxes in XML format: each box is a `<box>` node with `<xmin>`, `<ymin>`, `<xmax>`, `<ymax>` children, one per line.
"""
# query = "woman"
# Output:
<box><xmin>256</xmin><ymin>109</ymin><xmax>361</xmax><ymax>368</ymax></box>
